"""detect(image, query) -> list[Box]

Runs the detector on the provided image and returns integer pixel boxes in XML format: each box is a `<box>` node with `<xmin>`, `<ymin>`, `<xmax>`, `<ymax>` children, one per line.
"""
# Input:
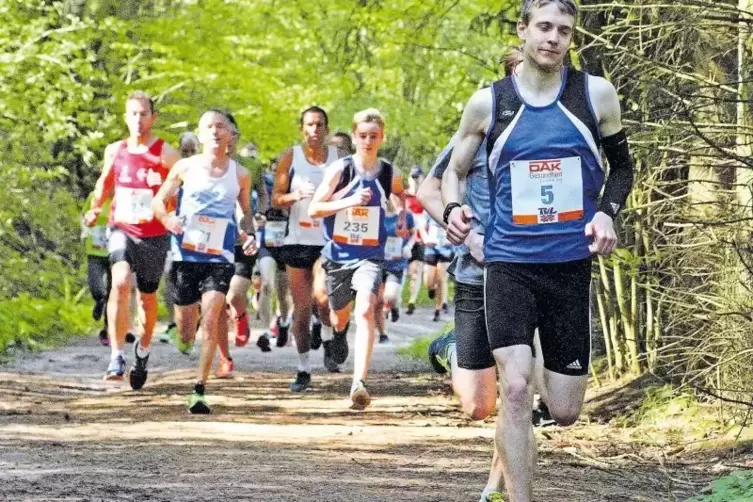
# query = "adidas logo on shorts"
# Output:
<box><xmin>566</xmin><ymin>360</ymin><xmax>582</xmax><ymax>371</ymax></box>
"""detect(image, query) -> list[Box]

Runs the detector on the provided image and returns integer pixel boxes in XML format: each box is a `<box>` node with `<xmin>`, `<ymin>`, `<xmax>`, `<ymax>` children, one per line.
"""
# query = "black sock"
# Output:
<box><xmin>194</xmin><ymin>383</ymin><xmax>205</xmax><ymax>395</ymax></box>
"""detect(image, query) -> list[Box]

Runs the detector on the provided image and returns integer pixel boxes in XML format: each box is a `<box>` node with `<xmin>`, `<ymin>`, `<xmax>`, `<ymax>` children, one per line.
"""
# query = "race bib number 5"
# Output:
<box><xmin>114</xmin><ymin>187</ymin><xmax>154</xmax><ymax>224</ymax></box>
<box><xmin>181</xmin><ymin>215</ymin><xmax>229</xmax><ymax>255</ymax></box>
<box><xmin>510</xmin><ymin>156</ymin><xmax>584</xmax><ymax>225</ymax></box>
<box><xmin>333</xmin><ymin>207</ymin><xmax>379</xmax><ymax>246</ymax></box>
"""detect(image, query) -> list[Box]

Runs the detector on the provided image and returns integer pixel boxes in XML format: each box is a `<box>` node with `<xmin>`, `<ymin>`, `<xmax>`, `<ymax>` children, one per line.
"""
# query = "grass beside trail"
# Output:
<box><xmin>398</xmin><ymin>320</ymin><xmax>454</xmax><ymax>360</ymax></box>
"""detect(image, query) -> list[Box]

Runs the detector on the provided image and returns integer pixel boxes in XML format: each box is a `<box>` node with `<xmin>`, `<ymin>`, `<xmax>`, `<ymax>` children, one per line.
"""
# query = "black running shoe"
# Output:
<box><xmin>379</xmin><ymin>333</ymin><xmax>389</xmax><ymax>344</ymax></box>
<box><xmin>276</xmin><ymin>319</ymin><xmax>289</xmax><ymax>348</ymax></box>
<box><xmin>98</xmin><ymin>328</ymin><xmax>109</xmax><ymax>347</ymax></box>
<box><xmin>323</xmin><ymin>341</ymin><xmax>340</xmax><ymax>373</ymax></box>
<box><xmin>310</xmin><ymin>321</ymin><xmax>322</xmax><ymax>350</ymax></box>
<box><xmin>390</xmin><ymin>308</ymin><xmax>400</xmax><ymax>323</ymax></box>
<box><xmin>406</xmin><ymin>303</ymin><xmax>416</xmax><ymax>315</ymax></box>
<box><xmin>428</xmin><ymin>328</ymin><xmax>456</xmax><ymax>375</ymax></box>
<box><xmin>433</xmin><ymin>310</ymin><xmax>440</xmax><ymax>322</ymax></box>
<box><xmin>532</xmin><ymin>400</ymin><xmax>556</xmax><ymax>427</ymax></box>
<box><xmin>330</xmin><ymin>322</ymin><xmax>350</xmax><ymax>364</ymax></box>
<box><xmin>289</xmin><ymin>371</ymin><xmax>311</xmax><ymax>392</ymax></box>
<box><xmin>125</xmin><ymin>332</ymin><xmax>136</xmax><ymax>344</ymax></box>
<box><xmin>92</xmin><ymin>299</ymin><xmax>105</xmax><ymax>321</ymax></box>
<box><xmin>128</xmin><ymin>341</ymin><xmax>149</xmax><ymax>390</ymax></box>
<box><xmin>256</xmin><ymin>333</ymin><xmax>271</xmax><ymax>352</ymax></box>
<box><xmin>441</xmin><ymin>302</ymin><xmax>449</xmax><ymax>314</ymax></box>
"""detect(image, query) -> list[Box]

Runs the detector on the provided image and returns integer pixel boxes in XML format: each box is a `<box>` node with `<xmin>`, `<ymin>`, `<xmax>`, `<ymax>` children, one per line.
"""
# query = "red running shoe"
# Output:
<box><xmin>234</xmin><ymin>312</ymin><xmax>250</xmax><ymax>347</ymax></box>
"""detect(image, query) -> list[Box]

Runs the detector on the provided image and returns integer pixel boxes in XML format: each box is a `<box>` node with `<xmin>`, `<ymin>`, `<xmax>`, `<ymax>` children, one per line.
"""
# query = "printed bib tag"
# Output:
<box><xmin>385</xmin><ymin>236</ymin><xmax>403</xmax><ymax>260</ymax></box>
<box><xmin>333</xmin><ymin>207</ymin><xmax>379</xmax><ymax>246</ymax></box>
<box><xmin>264</xmin><ymin>221</ymin><xmax>287</xmax><ymax>247</ymax></box>
<box><xmin>181</xmin><ymin>215</ymin><xmax>229</xmax><ymax>255</ymax></box>
<box><xmin>114</xmin><ymin>187</ymin><xmax>154</xmax><ymax>224</ymax></box>
<box><xmin>509</xmin><ymin>156</ymin><xmax>584</xmax><ymax>225</ymax></box>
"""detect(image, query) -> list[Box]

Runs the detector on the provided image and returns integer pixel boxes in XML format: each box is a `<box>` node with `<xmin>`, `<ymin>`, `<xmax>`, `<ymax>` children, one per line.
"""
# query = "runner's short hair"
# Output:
<box><xmin>521</xmin><ymin>0</ymin><xmax>578</xmax><ymax>24</ymax></box>
<box><xmin>204</xmin><ymin>108</ymin><xmax>239</xmax><ymax>135</ymax></box>
<box><xmin>300</xmin><ymin>106</ymin><xmax>329</xmax><ymax>128</ymax></box>
<box><xmin>352</xmin><ymin>108</ymin><xmax>385</xmax><ymax>132</ymax></box>
<box><xmin>127</xmin><ymin>91</ymin><xmax>155</xmax><ymax>114</ymax></box>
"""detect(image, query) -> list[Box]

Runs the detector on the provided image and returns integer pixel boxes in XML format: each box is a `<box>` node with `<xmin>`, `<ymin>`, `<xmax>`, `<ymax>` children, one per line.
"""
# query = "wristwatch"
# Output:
<box><xmin>443</xmin><ymin>202</ymin><xmax>461</xmax><ymax>224</ymax></box>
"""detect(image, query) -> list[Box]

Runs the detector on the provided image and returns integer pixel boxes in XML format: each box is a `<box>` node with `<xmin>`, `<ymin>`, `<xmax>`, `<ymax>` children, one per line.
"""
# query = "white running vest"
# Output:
<box><xmin>284</xmin><ymin>145</ymin><xmax>338</xmax><ymax>246</ymax></box>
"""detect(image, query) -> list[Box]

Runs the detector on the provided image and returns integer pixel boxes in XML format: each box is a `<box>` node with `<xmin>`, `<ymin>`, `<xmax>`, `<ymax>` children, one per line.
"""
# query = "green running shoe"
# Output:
<box><xmin>188</xmin><ymin>390</ymin><xmax>211</xmax><ymax>414</ymax></box>
<box><xmin>175</xmin><ymin>332</ymin><xmax>194</xmax><ymax>355</ymax></box>
<box><xmin>428</xmin><ymin>326</ymin><xmax>456</xmax><ymax>375</ymax></box>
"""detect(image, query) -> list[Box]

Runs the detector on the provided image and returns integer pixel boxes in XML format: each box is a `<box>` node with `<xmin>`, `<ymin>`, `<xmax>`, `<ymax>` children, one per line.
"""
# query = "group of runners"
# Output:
<box><xmin>78</xmin><ymin>1</ymin><xmax>634</xmax><ymax>500</ymax></box>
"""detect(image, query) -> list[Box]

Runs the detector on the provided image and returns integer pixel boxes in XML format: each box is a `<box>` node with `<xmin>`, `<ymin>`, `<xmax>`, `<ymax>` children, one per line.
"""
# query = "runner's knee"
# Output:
<box><xmin>461</xmin><ymin>394</ymin><xmax>496</xmax><ymax>421</ymax></box>
<box><xmin>546</xmin><ymin>400</ymin><xmax>581</xmax><ymax>426</ymax></box>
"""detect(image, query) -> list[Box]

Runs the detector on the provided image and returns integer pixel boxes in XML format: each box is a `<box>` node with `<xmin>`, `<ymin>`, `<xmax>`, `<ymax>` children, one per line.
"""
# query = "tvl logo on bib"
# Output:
<box><xmin>538</xmin><ymin>207</ymin><xmax>558</xmax><ymax>223</ymax></box>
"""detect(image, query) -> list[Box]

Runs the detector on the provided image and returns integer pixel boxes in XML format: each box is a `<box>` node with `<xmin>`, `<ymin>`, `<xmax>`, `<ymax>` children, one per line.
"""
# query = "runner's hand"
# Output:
<box><xmin>396</xmin><ymin>211</ymin><xmax>408</xmax><ymax>236</ymax></box>
<box><xmin>465</xmin><ymin>230</ymin><xmax>484</xmax><ymax>263</ymax></box>
<box><xmin>296</xmin><ymin>182</ymin><xmax>316</xmax><ymax>201</ymax></box>
<box><xmin>351</xmin><ymin>187</ymin><xmax>372</xmax><ymax>207</ymax></box>
<box><xmin>240</xmin><ymin>231</ymin><xmax>258</xmax><ymax>256</ymax></box>
<box><xmin>83</xmin><ymin>208</ymin><xmax>101</xmax><ymax>228</ymax></box>
<box><xmin>445</xmin><ymin>205</ymin><xmax>473</xmax><ymax>245</ymax></box>
<box><xmin>163</xmin><ymin>214</ymin><xmax>184</xmax><ymax>235</ymax></box>
<box><xmin>586</xmin><ymin>212</ymin><xmax>617</xmax><ymax>256</ymax></box>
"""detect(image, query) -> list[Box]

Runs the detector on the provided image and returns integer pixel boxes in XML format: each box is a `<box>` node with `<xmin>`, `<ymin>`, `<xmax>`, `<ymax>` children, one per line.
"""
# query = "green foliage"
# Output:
<box><xmin>616</xmin><ymin>385</ymin><xmax>699</xmax><ymax>428</ymax></box>
<box><xmin>398</xmin><ymin>320</ymin><xmax>454</xmax><ymax>361</ymax></box>
<box><xmin>0</xmin><ymin>293</ymin><xmax>95</xmax><ymax>355</ymax></box>
<box><xmin>687</xmin><ymin>471</ymin><xmax>753</xmax><ymax>502</ymax></box>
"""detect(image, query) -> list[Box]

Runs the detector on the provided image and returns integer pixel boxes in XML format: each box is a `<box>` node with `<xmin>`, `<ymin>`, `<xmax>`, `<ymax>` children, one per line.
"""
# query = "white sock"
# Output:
<box><xmin>298</xmin><ymin>351</ymin><xmax>311</xmax><ymax>373</ymax></box>
<box><xmin>320</xmin><ymin>325</ymin><xmax>333</xmax><ymax>342</ymax></box>
<box><xmin>136</xmin><ymin>343</ymin><xmax>150</xmax><ymax>359</ymax></box>
<box><xmin>111</xmin><ymin>348</ymin><xmax>124</xmax><ymax>360</ymax></box>
<box><xmin>279</xmin><ymin>316</ymin><xmax>290</xmax><ymax>328</ymax></box>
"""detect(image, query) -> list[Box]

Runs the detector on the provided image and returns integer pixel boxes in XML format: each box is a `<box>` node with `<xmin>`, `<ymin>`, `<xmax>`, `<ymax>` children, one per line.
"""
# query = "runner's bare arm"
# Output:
<box><xmin>271</xmin><ymin>149</ymin><xmax>298</xmax><ymax>209</ymax></box>
<box><xmin>255</xmin><ymin>173</ymin><xmax>269</xmax><ymax>214</ymax></box>
<box><xmin>152</xmin><ymin>160</ymin><xmax>189</xmax><ymax>226</ymax></box>
<box><xmin>417</xmin><ymin>175</ymin><xmax>445</xmax><ymax>229</ymax></box>
<box><xmin>307</xmin><ymin>163</ymin><xmax>356</xmax><ymax>219</ymax></box>
<box><xmin>441</xmin><ymin>88</ymin><xmax>491</xmax><ymax>207</ymax></box>
<box><xmin>391</xmin><ymin>170</ymin><xmax>407</xmax><ymax>229</ymax></box>
<box><xmin>442</xmin><ymin>88</ymin><xmax>491</xmax><ymax>244</ymax></box>
<box><xmin>236</xmin><ymin>166</ymin><xmax>255</xmax><ymax>237</ymax></box>
<box><xmin>161</xmin><ymin>142</ymin><xmax>181</xmax><ymax>169</ymax></box>
<box><xmin>90</xmin><ymin>142</ymin><xmax>119</xmax><ymax>211</ymax></box>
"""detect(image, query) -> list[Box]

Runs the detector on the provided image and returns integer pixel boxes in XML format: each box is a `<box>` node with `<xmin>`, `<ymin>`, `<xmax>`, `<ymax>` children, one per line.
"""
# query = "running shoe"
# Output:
<box><xmin>428</xmin><ymin>328</ymin><xmax>456</xmax><ymax>375</ymax></box>
<box><xmin>128</xmin><ymin>341</ymin><xmax>149</xmax><ymax>390</ymax></box>
<box><xmin>390</xmin><ymin>307</ymin><xmax>400</xmax><ymax>323</ymax></box>
<box><xmin>406</xmin><ymin>303</ymin><xmax>416</xmax><ymax>315</ymax></box>
<box><xmin>158</xmin><ymin>322</ymin><xmax>177</xmax><ymax>344</ymax></box>
<box><xmin>330</xmin><ymin>322</ymin><xmax>349</xmax><ymax>364</ymax></box>
<box><xmin>379</xmin><ymin>333</ymin><xmax>389</xmax><ymax>344</ymax></box>
<box><xmin>98</xmin><ymin>328</ymin><xmax>110</xmax><ymax>347</ymax></box>
<box><xmin>175</xmin><ymin>332</ymin><xmax>194</xmax><ymax>355</ymax></box>
<box><xmin>433</xmin><ymin>309</ymin><xmax>440</xmax><ymax>322</ymax></box>
<box><xmin>104</xmin><ymin>355</ymin><xmax>125</xmax><ymax>381</ymax></box>
<box><xmin>480</xmin><ymin>492</ymin><xmax>505</xmax><ymax>502</ymax></box>
<box><xmin>215</xmin><ymin>358</ymin><xmax>234</xmax><ymax>379</ymax></box>
<box><xmin>234</xmin><ymin>312</ymin><xmax>250</xmax><ymax>347</ymax></box>
<box><xmin>289</xmin><ymin>371</ymin><xmax>311</xmax><ymax>392</ymax></box>
<box><xmin>323</xmin><ymin>341</ymin><xmax>340</xmax><ymax>373</ymax></box>
<box><xmin>350</xmin><ymin>380</ymin><xmax>371</xmax><ymax>410</ymax></box>
<box><xmin>276</xmin><ymin>318</ymin><xmax>289</xmax><ymax>348</ymax></box>
<box><xmin>188</xmin><ymin>390</ymin><xmax>211</xmax><ymax>414</ymax></box>
<box><xmin>532</xmin><ymin>400</ymin><xmax>555</xmax><ymax>427</ymax></box>
<box><xmin>310</xmin><ymin>321</ymin><xmax>322</xmax><ymax>350</ymax></box>
<box><xmin>256</xmin><ymin>332</ymin><xmax>271</xmax><ymax>352</ymax></box>
<box><xmin>442</xmin><ymin>302</ymin><xmax>449</xmax><ymax>314</ymax></box>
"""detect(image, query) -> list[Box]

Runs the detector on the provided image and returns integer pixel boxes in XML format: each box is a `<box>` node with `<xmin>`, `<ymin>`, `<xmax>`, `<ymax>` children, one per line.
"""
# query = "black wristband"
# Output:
<box><xmin>443</xmin><ymin>202</ymin><xmax>461</xmax><ymax>224</ymax></box>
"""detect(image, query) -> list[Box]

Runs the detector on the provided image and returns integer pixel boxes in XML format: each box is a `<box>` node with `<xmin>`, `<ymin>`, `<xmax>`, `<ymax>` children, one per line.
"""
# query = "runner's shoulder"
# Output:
<box><xmin>160</xmin><ymin>141</ymin><xmax>181</xmax><ymax>167</ymax></box>
<box><xmin>170</xmin><ymin>156</ymin><xmax>195</xmax><ymax>178</ymax></box>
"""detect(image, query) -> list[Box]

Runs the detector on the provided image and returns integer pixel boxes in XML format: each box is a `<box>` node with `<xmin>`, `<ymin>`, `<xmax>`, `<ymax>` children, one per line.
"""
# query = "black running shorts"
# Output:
<box><xmin>454</xmin><ymin>282</ymin><xmax>495</xmax><ymax>370</ymax></box>
<box><xmin>234</xmin><ymin>245</ymin><xmax>257</xmax><ymax>280</ymax></box>
<box><xmin>484</xmin><ymin>258</ymin><xmax>592</xmax><ymax>376</ymax></box>
<box><xmin>279</xmin><ymin>244</ymin><xmax>323</xmax><ymax>270</ymax></box>
<box><xmin>108</xmin><ymin>229</ymin><xmax>169</xmax><ymax>294</ymax></box>
<box><xmin>169</xmin><ymin>261</ymin><xmax>235</xmax><ymax>306</ymax></box>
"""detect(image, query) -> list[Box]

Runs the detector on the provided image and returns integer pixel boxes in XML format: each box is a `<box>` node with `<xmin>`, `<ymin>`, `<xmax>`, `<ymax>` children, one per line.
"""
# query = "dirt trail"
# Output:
<box><xmin>0</xmin><ymin>309</ymin><xmax>722</xmax><ymax>501</ymax></box>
